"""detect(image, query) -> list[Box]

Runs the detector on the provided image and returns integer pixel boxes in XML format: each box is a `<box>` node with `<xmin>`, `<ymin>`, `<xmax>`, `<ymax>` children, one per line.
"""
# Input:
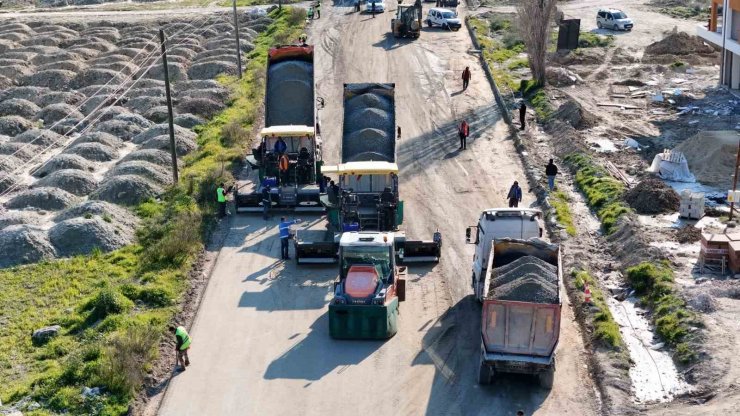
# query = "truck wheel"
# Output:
<box><xmin>477</xmin><ymin>358</ymin><xmax>491</xmax><ymax>385</ymax></box>
<box><xmin>538</xmin><ymin>366</ymin><xmax>555</xmax><ymax>389</ymax></box>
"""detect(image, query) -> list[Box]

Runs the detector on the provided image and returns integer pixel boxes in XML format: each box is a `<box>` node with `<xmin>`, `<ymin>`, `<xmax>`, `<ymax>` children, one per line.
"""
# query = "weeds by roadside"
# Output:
<box><xmin>550</xmin><ymin>190</ymin><xmax>576</xmax><ymax>236</ymax></box>
<box><xmin>573</xmin><ymin>270</ymin><xmax>623</xmax><ymax>349</ymax></box>
<box><xmin>0</xmin><ymin>8</ymin><xmax>306</xmax><ymax>415</ymax></box>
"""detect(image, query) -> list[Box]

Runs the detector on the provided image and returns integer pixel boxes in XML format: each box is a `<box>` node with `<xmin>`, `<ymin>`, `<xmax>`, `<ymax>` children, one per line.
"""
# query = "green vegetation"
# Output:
<box><xmin>551</xmin><ymin>190</ymin><xmax>576</xmax><ymax>236</ymax></box>
<box><xmin>578</xmin><ymin>32</ymin><xmax>615</xmax><ymax>48</ymax></box>
<box><xmin>573</xmin><ymin>270</ymin><xmax>623</xmax><ymax>349</ymax></box>
<box><xmin>507</xmin><ymin>57</ymin><xmax>529</xmax><ymax>71</ymax></box>
<box><xmin>470</xmin><ymin>15</ymin><xmax>527</xmax><ymax>93</ymax></box>
<box><xmin>626</xmin><ymin>262</ymin><xmax>698</xmax><ymax>364</ymax></box>
<box><xmin>563</xmin><ymin>154</ymin><xmax>630</xmax><ymax>234</ymax></box>
<box><xmin>0</xmin><ymin>8</ymin><xmax>306</xmax><ymax>415</ymax></box>
<box><xmin>670</xmin><ymin>61</ymin><xmax>686</xmax><ymax>69</ymax></box>
<box><xmin>659</xmin><ymin>6</ymin><xmax>708</xmax><ymax>20</ymax></box>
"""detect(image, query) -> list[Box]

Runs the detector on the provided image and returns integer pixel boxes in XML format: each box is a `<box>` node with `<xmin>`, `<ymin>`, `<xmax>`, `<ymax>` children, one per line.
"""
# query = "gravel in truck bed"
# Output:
<box><xmin>488</xmin><ymin>255</ymin><xmax>559</xmax><ymax>304</ymax></box>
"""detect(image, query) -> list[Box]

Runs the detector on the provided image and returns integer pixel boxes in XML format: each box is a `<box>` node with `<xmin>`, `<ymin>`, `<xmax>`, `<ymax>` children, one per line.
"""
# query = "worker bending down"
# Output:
<box><xmin>169</xmin><ymin>325</ymin><xmax>191</xmax><ymax>371</ymax></box>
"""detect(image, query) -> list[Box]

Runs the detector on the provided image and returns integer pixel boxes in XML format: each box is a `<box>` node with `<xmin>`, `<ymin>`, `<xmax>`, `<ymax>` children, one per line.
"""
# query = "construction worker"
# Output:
<box><xmin>545</xmin><ymin>159</ymin><xmax>559</xmax><ymax>191</ymax></box>
<box><xmin>371</xmin><ymin>0</ymin><xmax>376</xmax><ymax>16</ymax></box>
<box><xmin>507</xmin><ymin>181</ymin><xmax>522</xmax><ymax>208</ymax></box>
<box><xmin>262</xmin><ymin>185</ymin><xmax>271</xmax><ymax>220</ymax></box>
<box><xmin>315</xmin><ymin>2</ymin><xmax>320</xmax><ymax>18</ymax></box>
<box><xmin>462</xmin><ymin>66</ymin><xmax>471</xmax><ymax>90</ymax></box>
<box><xmin>308</xmin><ymin>6</ymin><xmax>314</xmax><ymax>19</ymax></box>
<box><xmin>169</xmin><ymin>325</ymin><xmax>191</xmax><ymax>371</ymax></box>
<box><xmin>458</xmin><ymin>120</ymin><xmax>469</xmax><ymax>150</ymax></box>
<box><xmin>355</xmin><ymin>0</ymin><xmax>361</xmax><ymax>12</ymax></box>
<box><xmin>397</xmin><ymin>126</ymin><xmax>402</xmax><ymax>139</ymax></box>
<box><xmin>278</xmin><ymin>153</ymin><xmax>289</xmax><ymax>185</ymax></box>
<box><xmin>279</xmin><ymin>217</ymin><xmax>301</xmax><ymax>260</ymax></box>
<box><xmin>519</xmin><ymin>102</ymin><xmax>527</xmax><ymax>130</ymax></box>
<box><xmin>216</xmin><ymin>183</ymin><xmax>232</xmax><ymax>218</ymax></box>
<box><xmin>299</xmin><ymin>33</ymin><xmax>308</xmax><ymax>45</ymax></box>
<box><xmin>274</xmin><ymin>136</ymin><xmax>287</xmax><ymax>154</ymax></box>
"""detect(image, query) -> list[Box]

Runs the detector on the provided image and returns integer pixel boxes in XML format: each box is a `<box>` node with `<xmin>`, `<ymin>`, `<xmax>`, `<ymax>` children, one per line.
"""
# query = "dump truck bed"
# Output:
<box><xmin>341</xmin><ymin>83</ymin><xmax>396</xmax><ymax>163</ymax></box>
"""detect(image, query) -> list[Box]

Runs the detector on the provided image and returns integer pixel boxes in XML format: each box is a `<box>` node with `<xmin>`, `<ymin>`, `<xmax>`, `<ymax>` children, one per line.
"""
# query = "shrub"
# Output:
<box><xmin>95</xmin><ymin>325</ymin><xmax>159</xmax><ymax>397</ymax></box>
<box><xmin>83</xmin><ymin>286</ymin><xmax>134</xmax><ymax>323</ymax></box>
<box><xmin>221</xmin><ymin>120</ymin><xmax>249</xmax><ymax>148</ymax></box>
<box><xmin>489</xmin><ymin>15</ymin><xmax>511</xmax><ymax>32</ymax></box>
<box><xmin>578</xmin><ymin>32</ymin><xmax>614</xmax><ymax>48</ymax></box>
<box><xmin>121</xmin><ymin>283</ymin><xmax>173</xmax><ymax>307</ymax></box>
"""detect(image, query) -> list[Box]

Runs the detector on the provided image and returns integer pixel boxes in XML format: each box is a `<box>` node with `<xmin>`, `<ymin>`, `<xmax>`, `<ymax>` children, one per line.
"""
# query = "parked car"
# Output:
<box><xmin>596</xmin><ymin>8</ymin><xmax>634</xmax><ymax>31</ymax></box>
<box><xmin>365</xmin><ymin>0</ymin><xmax>386</xmax><ymax>13</ymax></box>
<box><xmin>425</xmin><ymin>8</ymin><xmax>461</xmax><ymax>31</ymax></box>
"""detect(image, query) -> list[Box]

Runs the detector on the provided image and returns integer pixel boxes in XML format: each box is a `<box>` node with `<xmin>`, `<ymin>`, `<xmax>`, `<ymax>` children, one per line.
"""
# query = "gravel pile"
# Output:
<box><xmin>0</xmin><ymin>86</ymin><xmax>50</xmax><ymax>103</ymax></box>
<box><xmin>71</xmin><ymin>131</ymin><xmax>123</xmax><ymax>148</ymax></box>
<box><xmin>0</xmin><ymin>225</ymin><xmax>57</xmax><ymax>268</ymax></box>
<box><xmin>22</xmin><ymin>69</ymin><xmax>77</xmax><ymax>91</ymax></box>
<box><xmin>124</xmin><ymin>96</ymin><xmax>166</xmax><ymax>114</ymax></box>
<box><xmin>0</xmin><ymin>115</ymin><xmax>33</xmax><ymax>136</ymax></box>
<box><xmin>140</xmin><ymin>134</ymin><xmax>196</xmax><ymax>156</ymax></box>
<box><xmin>624</xmin><ymin>178</ymin><xmax>680</xmax><ymax>214</ymax></box>
<box><xmin>0</xmin><ymin>75</ymin><xmax>12</xmax><ymax>90</ymax></box>
<box><xmin>0</xmin><ymin>64</ymin><xmax>33</xmax><ymax>80</ymax></box>
<box><xmin>92</xmin><ymin>119</ymin><xmax>145</xmax><ymax>140</ymax></box>
<box><xmin>34</xmin><ymin>154</ymin><xmax>95</xmax><ymax>177</ymax></box>
<box><xmin>12</xmin><ymin>129</ymin><xmax>65</xmax><ymax>148</ymax></box>
<box><xmin>0</xmin><ymin>210</ymin><xmax>42</xmax><ymax>229</ymax></box>
<box><xmin>0</xmin><ymin>98</ymin><xmax>41</xmax><ymax>118</ymax></box>
<box><xmin>265</xmin><ymin>60</ymin><xmax>313</xmax><ymax>127</ymax></box>
<box><xmin>174</xmin><ymin>113</ymin><xmax>206</xmax><ymax>129</ymax></box>
<box><xmin>187</xmin><ymin>61</ymin><xmax>237</xmax><ymax>80</ymax></box>
<box><xmin>64</xmin><ymin>142</ymin><xmax>119</xmax><ymax>161</ymax></box>
<box><xmin>120</xmin><ymin>148</ymin><xmax>176</xmax><ymax>167</ymax></box>
<box><xmin>91</xmin><ymin>174</ymin><xmax>163</xmax><ymax>205</ymax></box>
<box><xmin>0</xmin><ymin>141</ymin><xmax>39</xmax><ymax>161</ymax></box>
<box><xmin>38</xmin><ymin>91</ymin><xmax>86</xmax><ymax>107</ymax></box>
<box><xmin>142</xmin><ymin>62</ymin><xmax>188</xmax><ymax>83</ymax></box>
<box><xmin>54</xmin><ymin>200</ymin><xmax>138</xmax><ymax>229</ymax></box>
<box><xmin>133</xmin><ymin>123</ymin><xmax>197</xmax><ymax>144</ymax></box>
<box><xmin>107</xmin><ymin>160</ymin><xmax>173</xmax><ymax>185</ymax></box>
<box><xmin>71</xmin><ymin>68</ymin><xmax>124</xmax><ymax>89</ymax></box>
<box><xmin>176</xmin><ymin>97</ymin><xmax>225</xmax><ymax>119</ymax></box>
<box><xmin>144</xmin><ymin>106</ymin><xmax>169</xmax><ymax>123</ymax></box>
<box><xmin>178</xmin><ymin>87</ymin><xmax>230</xmax><ymax>103</ymax></box>
<box><xmin>49</xmin><ymin>217</ymin><xmax>134</xmax><ymax>256</ymax></box>
<box><xmin>488</xmin><ymin>255</ymin><xmax>559</xmax><ymax>304</ymax></box>
<box><xmin>36</xmin><ymin>103</ymin><xmax>85</xmax><ymax>125</ymax></box>
<box><xmin>34</xmin><ymin>169</ymin><xmax>98</xmax><ymax>196</ymax></box>
<box><xmin>6</xmin><ymin>186</ymin><xmax>80</xmax><ymax>210</ymax></box>
<box><xmin>343</xmin><ymin>86</ymin><xmax>395</xmax><ymax>163</ymax></box>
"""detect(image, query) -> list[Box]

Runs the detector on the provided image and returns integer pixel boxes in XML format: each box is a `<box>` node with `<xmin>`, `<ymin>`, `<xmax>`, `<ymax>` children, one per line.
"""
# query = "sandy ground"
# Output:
<box><xmin>154</xmin><ymin>1</ymin><xmax>599</xmax><ymax>415</ymax></box>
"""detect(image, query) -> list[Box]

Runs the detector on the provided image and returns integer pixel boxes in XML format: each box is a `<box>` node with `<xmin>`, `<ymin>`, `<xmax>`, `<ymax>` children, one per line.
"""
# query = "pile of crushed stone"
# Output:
<box><xmin>488</xmin><ymin>255</ymin><xmax>559</xmax><ymax>304</ymax></box>
<box><xmin>342</xmin><ymin>85</ymin><xmax>395</xmax><ymax>163</ymax></box>
<box><xmin>624</xmin><ymin>178</ymin><xmax>680</xmax><ymax>214</ymax></box>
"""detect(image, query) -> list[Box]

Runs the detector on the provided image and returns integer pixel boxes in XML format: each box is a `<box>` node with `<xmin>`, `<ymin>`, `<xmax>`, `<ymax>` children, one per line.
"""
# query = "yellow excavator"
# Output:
<box><xmin>391</xmin><ymin>0</ymin><xmax>422</xmax><ymax>38</ymax></box>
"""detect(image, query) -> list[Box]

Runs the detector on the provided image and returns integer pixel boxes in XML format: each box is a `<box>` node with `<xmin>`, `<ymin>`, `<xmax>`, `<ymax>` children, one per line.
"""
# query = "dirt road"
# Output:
<box><xmin>157</xmin><ymin>2</ymin><xmax>599</xmax><ymax>415</ymax></box>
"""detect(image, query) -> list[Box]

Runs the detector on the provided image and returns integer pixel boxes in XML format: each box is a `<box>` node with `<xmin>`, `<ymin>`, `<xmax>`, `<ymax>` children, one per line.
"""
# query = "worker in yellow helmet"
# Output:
<box><xmin>169</xmin><ymin>325</ymin><xmax>192</xmax><ymax>371</ymax></box>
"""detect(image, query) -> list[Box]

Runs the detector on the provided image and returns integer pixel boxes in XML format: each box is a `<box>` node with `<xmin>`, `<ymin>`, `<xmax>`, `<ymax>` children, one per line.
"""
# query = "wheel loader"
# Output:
<box><xmin>391</xmin><ymin>0</ymin><xmax>422</xmax><ymax>38</ymax></box>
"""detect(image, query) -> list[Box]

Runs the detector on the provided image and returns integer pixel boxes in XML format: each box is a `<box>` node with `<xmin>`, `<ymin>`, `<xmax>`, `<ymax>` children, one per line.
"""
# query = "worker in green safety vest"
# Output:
<box><xmin>216</xmin><ymin>183</ymin><xmax>233</xmax><ymax>219</ymax></box>
<box><xmin>169</xmin><ymin>325</ymin><xmax>191</xmax><ymax>371</ymax></box>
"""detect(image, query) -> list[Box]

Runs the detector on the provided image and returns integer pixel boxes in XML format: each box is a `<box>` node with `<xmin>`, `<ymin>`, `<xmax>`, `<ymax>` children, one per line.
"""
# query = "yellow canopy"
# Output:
<box><xmin>322</xmin><ymin>161</ymin><xmax>399</xmax><ymax>175</ymax></box>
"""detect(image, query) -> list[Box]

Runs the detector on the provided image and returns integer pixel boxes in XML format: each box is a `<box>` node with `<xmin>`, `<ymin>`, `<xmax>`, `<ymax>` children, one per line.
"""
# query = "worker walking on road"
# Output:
<box><xmin>355</xmin><ymin>0</ymin><xmax>361</xmax><ymax>12</ymax></box>
<box><xmin>519</xmin><ymin>102</ymin><xmax>527</xmax><ymax>130</ymax></box>
<box><xmin>216</xmin><ymin>183</ymin><xmax>232</xmax><ymax>219</ymax></box>
<box><xmin>371</xmin><ymin>0</ymin><xmax>376</xmax><ymax>16</ymax></box>
<box><xmin>262</xmin><ymin>185</ymin><xmax>271</xmax><ymax>220</ymax></box>
<box><xmin>458</xmin><ymin>120</ymin><xmax>469</xmax><ymax>150</ymax></box>
<box><xmin>279</xmin><ymin>217</ymin><xmax>301</xmax><ymax>260</ymax></box>
<box><xmin>315</xmin><ymin>2</ymin><xmax>321</xmax><ymax>18</ymax></box>
<box><xmin>169</xmin><ymin>325</ymin><xmax>191</xmax><ymax>371</ymax></box>
<box><xmin>545</xmin><ymin>159</ymin><xmax>559</xmax><ymax>191</ymax></box>
<box><xmin>462</xmin><ymin>66</ymin><xmax>471</xmax><ymax>91</ymax></box>
<box><xmin>308</xmin><ymin>6</ymin><xmax>314</xmax><ymax>19</ymax></box>
<box><xmin>507</xmin><ymin>181</ymin><xmax>522</xmax><ymax>207</ymax></box>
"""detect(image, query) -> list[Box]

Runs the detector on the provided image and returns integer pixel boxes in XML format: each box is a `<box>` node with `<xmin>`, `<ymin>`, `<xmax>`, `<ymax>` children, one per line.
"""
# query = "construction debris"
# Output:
<box><xmin>676</xmin><ymin>225</ymin><xmax>702</xmax><ymax>244</ymax></box>
<box><xmin>624</xmin><ymin>178</ymin><xmax>680</xmax><ymax>214</ymax></box>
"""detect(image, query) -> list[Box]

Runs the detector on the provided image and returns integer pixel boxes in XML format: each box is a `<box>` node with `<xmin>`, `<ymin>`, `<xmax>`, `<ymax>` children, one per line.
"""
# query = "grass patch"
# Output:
<box><xmin>573</xmin><ymin>270</ymin><xmax>623</xmax><ymax>349</ymax></box>
<box><xmin>470</xmin><ymin>15</ymin><xmax>527</xmax><ymax>93</ymax></box>
<box><xmin>563</xmin><ymin>153</ymin><xmax>630</xmax><ymax>234</ymax></box>
<box><xmin>550</xmin><ymin>190</ymin><xmax>576</xmax><ymax>236</ymax></box>
<box><xmin>507</xmin><ymin>57</ymin><xmax>529</xmax><ymax>71</ymax></box>
<box><xmin>578</xmin><ymin>32</ymin><xmax>615</xmax><ymax>48</ymax></box>
<box><xmin>659</xmin><ymin>6</ymin><xmax>708</xmax><ymax>20</ymax></box>
<box><xmin>219</xmin><ymin>0</ymin><xmax>302</xmax><ymax>5</ymax></box>
<box><xmin>670</xmin><ymin>61</ymin><xmax>686</xmax><ymax>69</ymax></box>
<box><xmin>0</xmin><ymin>8</ymin><xmax>305</xmax><ymax>415</ymax></box>
<box><xmin>626</xmin><ymin>262</ymin><xmax>698</xmax><ymax>364</ymax></box>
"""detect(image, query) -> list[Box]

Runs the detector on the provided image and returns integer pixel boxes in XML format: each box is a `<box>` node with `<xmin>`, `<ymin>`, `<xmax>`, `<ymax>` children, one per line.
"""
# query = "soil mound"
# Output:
<box><xmin>64</xmin><ymin>142</ymin><xmax>118</xmax><ymax>162</ymax></box>
<box><xmin>49</xmin><ymin>217</ymin><xmax>134</xmax><ymax>257</ymax></box>
<box><xmin>34</xmin><ymin>154</ymin><xmax>95</xmax><ymax>178</ymax></box>
<box><xmin>54</xmin><ymin>200</ymin><xmax>138</xmax><ymax>229</ymax></box>
<box><xmin>92</xmin><ymin>119</ymin><xmax>145</xmax><ymax>140</ymax></box>
<box><xmin>0</xmin><ymin>115</ymin><xmax>33</xmax><ymax>136</ymax></box>
<box><xmin>34</xmin><ymin>169</ymin><xmax>98</xmax><ymax>196</ymax></box>
<box><xmin>551</xmin><ymin>99</ymin><xmax>600</xmax><ymax>130</ymax></box>
<box><xmin>91</xmin><ymin>175</ymin><xmax>163</xmax><ymax>205</ymax></box>
<box><xmin>0</xmin><ymin>98</ymin><xmax>41</xmax><ymax>119</ymax></box>
<box><xmin>677</xmin><ymin>225</ymin><xmax>702</xmax><ymax>244</ymax></box>
<box><xmin>22</xmin><ymin>69</ymin><xmax>77</xmax><ymax>90</ymax></box>
<box><xmin>645</xmin><ymin>31</ymin><xmax>715</xmax><ymax>56</ymax></box>
<box><xmin>36</xmin><ymin>103</ymin><xmax>84</xmax><ymax>125</ymax></box>
<box><xmin>624</xmin><ymin>178</ymin><xmax>680</xmax><ymax>214</ymax></box>
<box><xmin>107</xmin><ymin>160</ymin><xmax>173</xmax><ymax>185</ymax></box>
<box><xmin>176</xmin><ymin>97</ymin><xmax>225</xmax><ymax>119</ymax></box>
<box><xmin>141</xmin><ymin>134</ymin><xmax>197</xmax><ymax>156</ymax></box>
<box><xmin>0</xmin><ymin>225</ymin><xmax>56</xmax><ymax>268</ymax></box>
<box><xmin>675</xmin><ymin>131</ymin><xmax>739</xmax><ymax>189</ymax></box>
<box><xmin>188</xmin><ymin>61</ymin><xmax>237</xmax><ymax>80</ymax></box>
<box><xmin>12</xmin><ymin>129</ymin><xmax>65</xmax><ymax>148</ymax></box>
<box><xmin>6</xmin><ymin>187</ymin><xmax>80</xmax><ymax>211</ymax></box>
<box><xmin>174</xmin><ymin>113</ymin><xmax>206</xmax><ymax>129</ymax></box>
<box><xmin>71</xmin><ymin>131</ymin><xmax>123</xmax><ymax>148</ymax></box>
<box><xmin>0</xmin><ymin>211</ymin><xmax>42</xmax><ymax>229</ymax></box>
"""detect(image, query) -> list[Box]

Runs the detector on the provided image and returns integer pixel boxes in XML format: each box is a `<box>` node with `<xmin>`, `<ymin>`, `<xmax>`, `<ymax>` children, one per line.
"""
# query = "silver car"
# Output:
<box><xmin>597</xmin><ymin>8</ymin><xmax>634</xmax><ymax>31</ymax></box>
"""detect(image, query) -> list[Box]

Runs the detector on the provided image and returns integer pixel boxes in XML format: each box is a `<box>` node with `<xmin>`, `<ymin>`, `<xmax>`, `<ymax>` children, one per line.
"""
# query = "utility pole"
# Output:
<box><xmin>159</xmin><ymin>29</ymin><xmax>179</xmax><ymax>184</ymax></box>
<box><xmin>232</xmin><ymin>0</ymin><xmax>243</xmax><ymax>78</ymax></box>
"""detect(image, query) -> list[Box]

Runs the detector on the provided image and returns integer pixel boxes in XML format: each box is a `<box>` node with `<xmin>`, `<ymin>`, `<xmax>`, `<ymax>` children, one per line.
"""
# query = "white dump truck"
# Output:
<box><xmin>465</xmin><ymin>208</ymin><xmax>561</xmax><ymax>388</ymax></box>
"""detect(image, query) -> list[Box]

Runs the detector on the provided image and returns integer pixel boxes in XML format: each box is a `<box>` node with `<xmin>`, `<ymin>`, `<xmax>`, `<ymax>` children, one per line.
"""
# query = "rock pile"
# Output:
<box><xmin>488</xmin><ymin>255</ymin><xmax>559</xmax><ymax>304</ymax></box>
<box><xmin>342</xmin><ymin>84</ymin><xmax>395</xmax><ymax>163</ymax></box>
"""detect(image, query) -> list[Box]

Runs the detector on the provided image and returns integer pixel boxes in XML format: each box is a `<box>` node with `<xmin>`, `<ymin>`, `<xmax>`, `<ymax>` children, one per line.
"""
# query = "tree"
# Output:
<box><xmin>517</xmin><ymin>0</ymin><xmax>558</xmax><ymax>87</ymax></box>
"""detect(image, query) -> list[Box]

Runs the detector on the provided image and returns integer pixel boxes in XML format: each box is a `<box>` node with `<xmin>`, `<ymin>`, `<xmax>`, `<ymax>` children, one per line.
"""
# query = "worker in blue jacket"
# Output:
<box><xmin>507</xmin><ymin>181</ymin><xmax>522</xmax><ymax>208</ymax></box>
<box><xmin>279</xmin><ymin>217</ymin><xmax>302</xmax><ymax>260</ymax></box>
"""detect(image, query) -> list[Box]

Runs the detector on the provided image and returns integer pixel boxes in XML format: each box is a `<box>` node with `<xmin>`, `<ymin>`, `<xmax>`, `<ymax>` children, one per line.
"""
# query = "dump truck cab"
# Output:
<box><xmin>466</xmin><ymin>208</ymin><xmax>543</xmax><ymax>300</ymax></box>
<box><xmin>322</xmin><ymin>161</ymin><xmax>401</xmax><ymax>232</ymax></box>
<box><xmin>329</xmin><ymin>232</ymin><xmax>407</xmax><ymax>339</ymax></box>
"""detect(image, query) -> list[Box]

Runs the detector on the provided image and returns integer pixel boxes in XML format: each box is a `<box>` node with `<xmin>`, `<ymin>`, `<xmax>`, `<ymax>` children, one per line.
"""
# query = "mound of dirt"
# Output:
<box><xmin>107</xmin><ymin>160</ymin><xmax>173</xmax><ymax>185</ymax></box>
<box><xmin>141</xmin><ymin>134</ymin><xmax>197</xmax><ymax>156</ymax></box>
<box><xmin>675</xmin><ymin>131</ymin><xmax>740</xmax><ymax>189</ymax></box>
<box><xmin>49</xmin><ymin>217</ymin><xmax>134</xmax><ymax>257</ymax></box>
<box><xmin>132</xmin><ymin>123</ymin><xmax>197</xmax><ymax>144</ymax></box>
<box><xmin>187</xmin><ymin>61</ymin><xmax>237</xmax><ymax>80</ymax></box>
<box><xmin>112</xmin><ymin>113</ymin><xmax>153</xmax><ymax>130</ymax></box>
<box><xmin>142</xmin><ymin>62</ymin><xmax>188</xmax><ymax>83</ymax></box>
<box><xmin>491</xmin><ymin>276</ymin><xmax>559</xmax><ymax>304</ymax></box>
<box><xmin>551</xmin><ymin>99</ymin><xmax>601</xmax><ymax>130</ymax></box>
<box><xmin>34</xmin><ymin>169</ymin><xmax>98</xmax><ymax>196</ymax></box>
<box><xmin>54</xmin><ymin>200</ymin><xmax>138</xmax><ymax>229</ymax></box>
<box><xmin>0</xmin><ymin>141</ymin><xmax>39</xmax><ymax>161</ymax></box>
<box><xmin>124</xmin><ymin>96</ymin><xmax>167</xmax><ymax>114</ymax></box>
<box><xmin>0</xmin><ymin>225</ymin><xmax>56</xmax><ymax>268</ymax></box>
<box><xmin>144</xmin><ymin>106</ymin><xmax>169</xmax><ymax>123</ymax></box>
<box><xmin>36</xmin><ymin>103</ymin><xmax>84</xmax><ymax>125</ymax></box>
<box><xmin>12</xmin><ymin>129</ymin><xmax>65</xmax><ymax>147</ymax></box>
<box><xmin>624</xmin><ymin>178</ymin><xmax>680</xmax><ymax>214</ymax></box>
<box><xmin>676</xmin><ymin>225</ymin><xmax>702</xmax><ymax>244</ymax></box>
<box><xmin>546</xmin><ymin>67</ymin><xmax>583</xmax><ymax>87</ymax></box>
<box><xmin>0</xmin><ymin>98</ymin><xmax>41</xmax><ymax>119</ymax></box>
<box><xmin>0</xmin><ymin>86</ymin><xmax>51</xmax><ymax>104</ymax></box>
<box><xmin>176</xmin><ymin>97</ymin><xmax>225</xmax><ymax>119</ymax></box>
<box><xmin>37</xmin><ymin>91</ymin><xmax>86</xmax><ymax>108</ymax></box>
<box><xmin>645</xmin><ymin>31</ymin><xmax>716</xmax><ymax>56</ymax></box>
<box><xmin>92</xmin><ymin>119</ymin><xmax>145</xmax><ymax>141</ymax></box>
<box><xmin>22</xmin><ymin>69</ymin><xmax>77</xmax><ymax>90</ymax></box>
<box><xmin>70</xmin><ymin>131</ymin><xmax>123</xmax><ymax>148</ymax></box>
<box><xmin>0</xmin><ymin>115</ymin><xmax>33</xmax><ymax>136</ymax></box>
<box><xmin>91</xmin><ymin>175</ymin><xmax>163</xmax><ymax>205</ymax></box>
<box><xmin>34</xmin><ymin>154</ymin><xmax>95</xmax><ymax>178</ymax></box>
<box><xmin>71</xmin><ymin>68</ymin><xmax>124</xmax><ymax>89</ymax></box>
<box><xmin>119</xmin><ymin>149</ymin><xmax>176</xmax><ymax>168</ymax></box>
<box><xmin>0</xmin><ymin>211</ymin><xmax>42</xmax><ymax>229</ymax></box>
<box><xmin>64</xmin><ymin>142</ymin><xmax>118</xmax><ymax>162</ymax></box>
<box><xmin>6</xmin><ymin>187</ymin><xmax>80</xmax><ymax>211</ymax></box>
<box><xmin>173</xmin><ymin>113</ymin><xmax>206</xmax><ymax>129</ymax></box>
<box><xmin>550</xmin><ymin>48</ymin><xmax>607</xmax><ymax>66</ymax></box>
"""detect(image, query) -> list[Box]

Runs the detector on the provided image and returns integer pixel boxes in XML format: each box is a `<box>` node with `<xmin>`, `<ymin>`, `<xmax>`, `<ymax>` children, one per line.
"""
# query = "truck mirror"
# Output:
<box><xmin>465</xmin><ymin>227</ymin><xmax>471</xmax><ymax>242</ymax></box>
<box><xmin>465</xmin><ymin>226</ymin><xmax>477</xmax><ymax>244</ymax></box>
<box><xmin>539</xmin><ymin>228</ymin><xmax>543</xmax><ymax>238</ymax></box>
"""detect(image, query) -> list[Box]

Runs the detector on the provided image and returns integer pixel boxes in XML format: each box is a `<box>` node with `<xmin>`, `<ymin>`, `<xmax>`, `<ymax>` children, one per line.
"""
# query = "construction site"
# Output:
<box><xmin>0</xmin><ymin>0</ymin><xmax>739</xmax><ymax>414</ymax></box>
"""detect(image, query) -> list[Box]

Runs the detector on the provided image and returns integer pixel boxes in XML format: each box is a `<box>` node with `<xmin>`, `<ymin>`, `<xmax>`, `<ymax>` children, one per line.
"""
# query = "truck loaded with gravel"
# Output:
<box><xmin>236</xmin><ymin>45</ymin><xmax>323</xmax><ymax>212</ymax></box>
<box><xmin>465</xmin><ymin>208</ymin><xmax>560</xmax><ymax>388</ymax></box>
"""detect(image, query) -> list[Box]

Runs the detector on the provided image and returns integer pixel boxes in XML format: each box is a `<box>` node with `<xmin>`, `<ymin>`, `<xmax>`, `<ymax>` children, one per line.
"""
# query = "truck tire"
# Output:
<box><xmin>538</xmin><ymin>366</ymin><xmax>555</xmax><ymax>389</ymax></box>
<box><xmin>397</xmin><ymin>278</ymin><xmax>406</xmax><ymax>302</ymax></box>
<box><xmin>477</xmin><ymin>358</ymin><xmax>492</xmax><ymax>385</ymax></box>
